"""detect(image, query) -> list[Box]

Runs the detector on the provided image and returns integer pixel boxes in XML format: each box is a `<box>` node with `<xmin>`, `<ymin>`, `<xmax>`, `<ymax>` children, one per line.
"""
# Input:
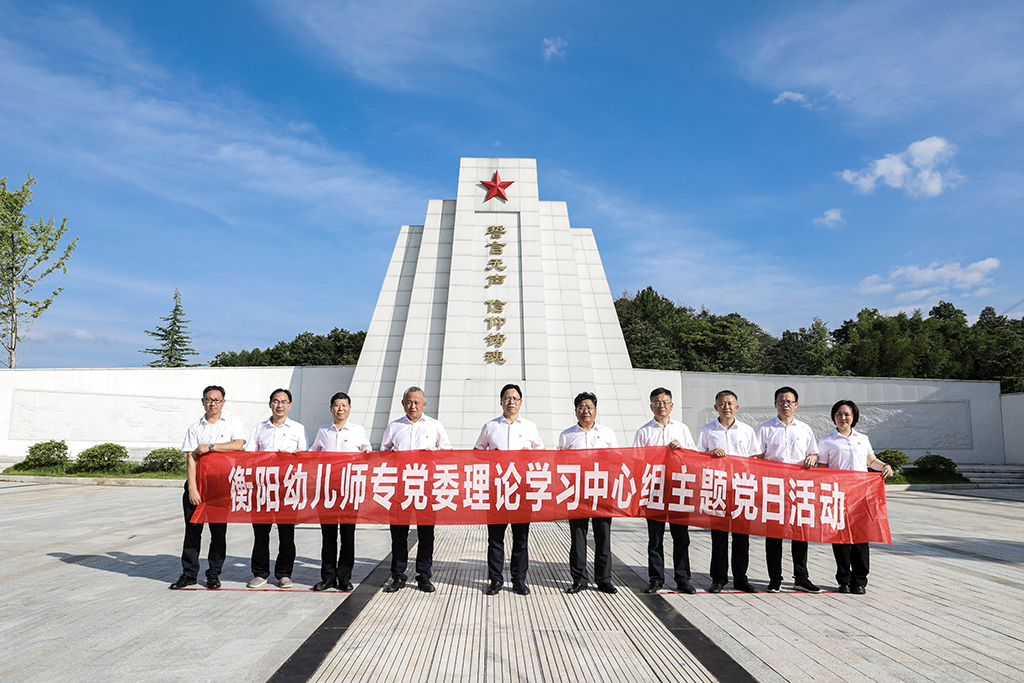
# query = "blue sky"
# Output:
<box><xmin>2</xmin><ymin>0</ymin><xmax>1023</xmax><ymax>368</ymax></box>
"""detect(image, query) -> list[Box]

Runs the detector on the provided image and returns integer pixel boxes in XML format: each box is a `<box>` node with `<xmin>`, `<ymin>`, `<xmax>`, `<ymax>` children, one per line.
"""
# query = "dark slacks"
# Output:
<box><xmin>646</xmin><ymin>520</ymin><xmax>691</xmax><ymax>584</ymax></box>
<box><xmin>832</xmin><ymin>542</ymin><xmax>870</xmax><ymax>588</ymax></box>
<box><xmin>390</xmin><ymin>524</ymin><xmax>434</xmax><ymax>581</ymax></box>
<box><xmin>251</xmin><ymin>523</ymin><xmax>296</xmax><ymax>579</ymax></box>
<box><xmin>766</xmin><ymin>537</ymin><xmax>809</xmax><ymax>582</ymax></box>
<box><xmin>181</xmin><ymin>487</ymin><xmax>226</xmax><ymax>579</ymax></box>
<box><xmin>710</xmin><ymin>529</ymin><xmax>749</xmax><ymax>585</ymax></box>
<box><xmin>320</xmin><ymin>523</ymin><xmax>356</xmax><ymax>584</ymax></box>
<box><xmin>487</xmin><ymin>523</ymin><xmax>530</xmax><ymax>582</ymax></box>
<box><xmin>569</xmin><ymin>517</ymin><xmax>612</xmax><ymax>583</ymax></box>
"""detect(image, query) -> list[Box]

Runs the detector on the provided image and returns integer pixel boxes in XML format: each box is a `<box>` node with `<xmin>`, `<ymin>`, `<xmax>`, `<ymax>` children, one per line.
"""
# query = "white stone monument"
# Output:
<box><xmin>348</xmin><ymin>158</ymin><xmax>646</xmax><ymax>449</ymax></box>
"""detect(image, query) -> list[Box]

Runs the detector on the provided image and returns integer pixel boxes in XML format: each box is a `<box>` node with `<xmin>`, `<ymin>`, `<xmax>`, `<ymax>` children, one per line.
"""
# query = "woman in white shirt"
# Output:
<box><xmin>816</xmin><ymin>400</ymin><xmax>893</xmax><ymax>595</ymax></box>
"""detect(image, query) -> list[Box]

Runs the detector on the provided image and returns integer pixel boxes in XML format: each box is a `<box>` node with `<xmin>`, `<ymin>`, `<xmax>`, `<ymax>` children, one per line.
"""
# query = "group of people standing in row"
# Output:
<box><xmin>169</xmin><ymin>382</ymin><xmax>893</xmax><ymax>596</ymax></box>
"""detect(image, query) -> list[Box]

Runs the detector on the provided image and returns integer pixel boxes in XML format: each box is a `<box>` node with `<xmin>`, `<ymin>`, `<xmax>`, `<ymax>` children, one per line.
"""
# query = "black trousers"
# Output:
<box><xmin>569</xmin><ymin>517</ymin><xmax>611</xmax><ymax>583</ymax></box>
<box><xmin>832</xmin><ymin>542</ymin><xmax>870</xmax><ymax>588</ymax></box>
<box><xmin>320</xmin><ymin>523</ymin><xmax>356</xmax><ymax>584</ymax></box>
<box><xmin>710</xmin><ymin>529</ymin><xmax>749</xmax><ymax>585</ymax></box>
<box><xmin>181</xmin><ymin>487</ymin><xmax>226</xmax><ymax>579</ymax></box>
<box><xmin>766</xmin><ymin>537</ymin><xmax>809</xmax><ymax>582</ymax></box>
<box><xmin>251</xmin><ymin>523</ymin><xmax>295</xmax><ymax>579</ymax></box>
<box><xmin>487</xmin><ymin>523</ymin><xmax>530</xmax><ymax>582</ymax></box>
<box><xmin>646</xmin><ymin>520</ymin><xmax>691</xmax><ymax>584</ymax></box>
<box><xmin>390</xmin><ymin>524</ymin><xmax>434</xmax><ymax>581</ymax></box>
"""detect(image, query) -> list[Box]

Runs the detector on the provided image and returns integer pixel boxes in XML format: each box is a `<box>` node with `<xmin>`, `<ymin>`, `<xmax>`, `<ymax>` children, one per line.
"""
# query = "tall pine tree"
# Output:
<box><xmin>140</xmin><ymin>288</ymin><xmax>198</xmax><ymax>367</ymax></box>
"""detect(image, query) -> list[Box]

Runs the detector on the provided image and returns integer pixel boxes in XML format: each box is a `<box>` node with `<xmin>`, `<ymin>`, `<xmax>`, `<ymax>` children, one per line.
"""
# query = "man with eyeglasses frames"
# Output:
<box><xmin>633</xmin><ymin>387</ymin><xmax>698</xmax><ymax>594</ymax></box>
<box><xmin>756</xmin><ymin>386</ymin><xmax>821</xmax><ymax>593</ymax></box>
<box><xmin>170</xmin><ymin>385</ymin><xmax>246</xmax><ymax>590</ymax></box>
<box><xmin>473</xmin><ymin>383</ymin><xmax>544</xmax><ymax>596</ymax></box>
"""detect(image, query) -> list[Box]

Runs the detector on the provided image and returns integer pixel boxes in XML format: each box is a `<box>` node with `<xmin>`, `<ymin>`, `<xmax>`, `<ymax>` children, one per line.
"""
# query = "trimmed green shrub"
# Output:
<box><xmin>143</xmin><ymin>447</ymin><xmax>187</xmax><ymax>472</ymax></box>
<box><xmin>72</xmin><ymin>443</ymin><xmax>130</xmax><ymax>473</ymax></box>
<box><xmin>14</xmin><ymin>440</ymin><xmax>70</xmax><ymax>470</ymax></box>
<box><xmin>914</xmin><ymin>452</ymin><xmax>958</xmax><ymax>475</ymax></box>
<box><xmin>876</xmin><ymin>449</ymin><xmax>910</xmax><ymax>473</ymax></box>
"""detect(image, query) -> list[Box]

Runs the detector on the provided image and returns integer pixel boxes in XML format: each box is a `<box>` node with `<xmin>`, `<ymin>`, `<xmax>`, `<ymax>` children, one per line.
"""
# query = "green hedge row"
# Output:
<box><xmin>10</xmin><ymin>441</ymin><xmax>186</xmax><ymax>474</ymax></box>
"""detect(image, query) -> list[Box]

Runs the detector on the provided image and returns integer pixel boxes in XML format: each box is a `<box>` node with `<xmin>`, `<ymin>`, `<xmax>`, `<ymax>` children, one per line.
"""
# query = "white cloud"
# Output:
<box><xmin>860</xmin><ymin>258</ymin><xmax>1000</xmax><ymax>302</ymax></box>
<box><xmin>773</xmin><ymin>90</ymin><xmax>827</xmax><ymax>110</ymax></box>
<box><xmin>895</xmin><ymin>287</ymin><xmax>944</xmax><ymax>303</ymax></box>
<box><xmin>26</xmin><ymin>329</ymin><xmax>110</xmax><ymax>343</ymax></box>
<box><xmin>840</xmin><ymin>137</ymin><xmax>963</xmax><ymax>197</ymax></box>
<box><xmin>857</xmin><ymin>274</ymin><xmax>895</xmax><ymax>294</ymax></box>
<box><xmin>813</xmin><ymin>208</ymin><xmax>845</xmax><ymax>229</ymax></box>
<box><xmin>543</xmin><ymin>37</ymin><xmax>567</xmax><ymax>61</ymax></box>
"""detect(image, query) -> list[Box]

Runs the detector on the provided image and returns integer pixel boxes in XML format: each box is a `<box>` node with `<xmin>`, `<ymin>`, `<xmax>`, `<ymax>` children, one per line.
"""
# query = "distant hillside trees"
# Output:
<box><xmin>210</xmin><ymin>327</ymin><xmax>365</xmax><ymax>367</ymax></box>
<box><xmin>615</xmin><ymin>286</ymin><xmax>1024</xmax><ymax>392</ymax></box>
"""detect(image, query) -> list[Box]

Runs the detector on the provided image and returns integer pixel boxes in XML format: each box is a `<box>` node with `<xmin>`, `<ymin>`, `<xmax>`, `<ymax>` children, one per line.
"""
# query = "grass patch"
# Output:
<box><xmin>2</xmin><ymin>464</ymin><xmax>185</xmax><ymax>480</ymax></box>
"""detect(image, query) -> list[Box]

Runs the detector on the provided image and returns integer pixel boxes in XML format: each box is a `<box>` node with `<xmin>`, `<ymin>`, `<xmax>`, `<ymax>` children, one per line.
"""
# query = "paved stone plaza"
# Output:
<box><xmin>0</xmin><ymin>480</ymin><xmax>1022</xmax><ymax>682</ymax></box>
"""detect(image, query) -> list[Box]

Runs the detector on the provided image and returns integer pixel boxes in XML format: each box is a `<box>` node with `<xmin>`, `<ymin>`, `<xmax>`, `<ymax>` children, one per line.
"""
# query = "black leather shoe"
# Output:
<box><xmin>851</xmin><ymin>585</ymin><xmax>866</xmax><ymax>595</ymax></box>
<box><xmin>565</xmin><ymin>580</ymin><xmax>587</xmax><ymax>594</ymax></box>
<box><xmin>485</xmin><ymin>579</ymin><xmax>503</xmax><ymax>595</ymax></box>
<box><xmin>677</xmin><ymin>580</ymin><xmax>696</xmax><ymax>595</ymax></box>
<box><xmin>337</xmin><ymin>580</ymin><xmax>354</xmax><ymax>592</ymax></box>
<box><xmin>206</xmin><ymin>574</ymin><xmax>221</xmax><ymax>590</ymax></box>
<box><xmin>734</xmin><ymin>580</ymin><xmax>758</xmax><ymax>593</ymax></box>
<box><xmin>417</xmin><ymin>578</ymin><xmax>436</xmax><ymax>593</ymax></box>
<box><xmin>313</xmin><ymin>580</ymin><xmax>335</xmax><ymax>592</ymax></box>
<box><xmin>837</xmin><ymin>584</ymin><xmax>850</xmax><ymax>594</ymax></box>
<box><xmin>597</xmin><ymin>582</ymin><xmax>618</xmax><ymax>594</ymax></box>
<box><xmin>643</xmin><ymin>580</ymin><xmax>663</xmax><ymax>594</ymax></box>
<box><xmin>384</xmin><ymin>578</ymin><xmax>405</xmax><ymax>593</ymax></box>
<box><xmin>512</xmin><ymin>579</ymin><xmax>530</xmax><ymax>595</ymax></box>
<box><xmin>766</xmin><ymin>580</ymin><xmax>782</xmax><ymax>593</ymax></box>
<box><xmin>708</xmin><ymin>582</ymin><xmax>724</xmax><ymax>593</ymax></box>
<box><xmin>170</xmin><ymin>574</ymin><xmax>196</xmax><ymax>590</ymax></box>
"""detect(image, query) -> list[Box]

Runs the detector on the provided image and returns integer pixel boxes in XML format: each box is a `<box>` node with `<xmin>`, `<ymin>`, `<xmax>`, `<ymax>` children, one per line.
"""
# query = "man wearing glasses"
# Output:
<box><xmin>756</xmin><ymin>386</ymin><xmax>821</xmax><ymax>593</ymax></box>
<box><xmin>171</xmin><ymin>385</ymin><xmax>246</xmax><ymax>590</ymax></box>
<box><xmin>473</xmin><ymin>383</ymin><xmax>545</xmax><ymax>596</ymax></box>
<box><xmin>633</xmin><ymin>387</ymin><xmax>698</xmax><ymax>595</ymax></box>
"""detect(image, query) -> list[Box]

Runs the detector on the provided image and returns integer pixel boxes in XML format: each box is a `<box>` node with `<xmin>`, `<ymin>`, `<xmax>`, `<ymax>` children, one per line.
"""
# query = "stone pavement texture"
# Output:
<box><xmin>0</xmin><ymin>481</ymin><xmax>1022</xmax><ymax>682</ymax></box>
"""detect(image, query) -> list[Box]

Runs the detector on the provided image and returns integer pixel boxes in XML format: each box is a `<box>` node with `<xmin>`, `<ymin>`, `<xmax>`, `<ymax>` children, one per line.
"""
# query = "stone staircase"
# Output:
<box><xmin>957</xmin><ymin>465</ymin><xmax>1024</xmax><ymax>486</ymax></box>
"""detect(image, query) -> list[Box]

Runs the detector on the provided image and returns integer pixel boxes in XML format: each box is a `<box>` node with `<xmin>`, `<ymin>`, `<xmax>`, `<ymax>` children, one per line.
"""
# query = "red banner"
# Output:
<box><xmin>192</xmin><ymin>447</ymin><xmax>891</xmax><ymax>544</ymax></box>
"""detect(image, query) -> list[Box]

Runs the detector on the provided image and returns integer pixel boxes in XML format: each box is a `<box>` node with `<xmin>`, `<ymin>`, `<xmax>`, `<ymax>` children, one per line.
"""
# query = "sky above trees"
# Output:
<box><xmin>2</xmin><ymin>0</ymin><xmax>1022</xmax><ymax>367</ymax></box>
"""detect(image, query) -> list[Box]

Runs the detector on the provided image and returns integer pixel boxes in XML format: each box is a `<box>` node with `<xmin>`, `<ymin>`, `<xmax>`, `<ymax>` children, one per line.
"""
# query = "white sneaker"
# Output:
<box><xmin>278</xmin><ymin>576</ymin><xmax>293</xmax><ymax>589</ymax></box>
<box><xmin>247</xmin><ymin>576</ymin><xmax>268</xmax><ymax>589</ymax></box>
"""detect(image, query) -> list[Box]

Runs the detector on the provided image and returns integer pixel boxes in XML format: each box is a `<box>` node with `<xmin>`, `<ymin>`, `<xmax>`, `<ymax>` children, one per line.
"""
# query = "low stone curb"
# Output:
<box><xmin>0</xmin><ymin>474</ymin><xmax>184</xmax><ymax>487</ymax></box>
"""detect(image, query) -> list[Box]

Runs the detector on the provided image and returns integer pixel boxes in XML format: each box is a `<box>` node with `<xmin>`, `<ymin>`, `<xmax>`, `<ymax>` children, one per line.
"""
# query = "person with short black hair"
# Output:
<box><xmin>817</xmin><ymin>399</ymin><xmax>892</xmax><ymax>594</ymax></box>
<box><xmin>309</xmin><ymin>391</ymin><xmax>372</xmax><ymax>592</ymax></box>
<box><xmin>474</xmin><ymin>383</ymin><xmax>544</xmax><ymax>596</ymax></box>
<box><xmin>246</xmin><ymin>388</ymin><xmax>308</xmax><ymax>589</ymax></box>
<box><xmin>380</xmin><ymin>386</ymin><xmax>453</xmax><ymax>594</ymax></box>
<box><xmin>757</xmin><ymin>386</ymin><xmax>821</xmax><ymax>593</ymax></box>
<box><xmin>633</xmin><ymin>387</ymin><xmax>698</xmax><ymax>594</ymax></box>
<box><xmin>559</xmin><ymin>391</ymin><xmax>620</xmax><ymax>595</ymax></box>
<box><xmin>699</xmin><ymin>390</ymin><xmax>762</xmax><ymax>593</ymax></box>
<box><xmin>171</xmin><ymin>385</ymin><xmax>246</xmax><ymax>590</ymax></box>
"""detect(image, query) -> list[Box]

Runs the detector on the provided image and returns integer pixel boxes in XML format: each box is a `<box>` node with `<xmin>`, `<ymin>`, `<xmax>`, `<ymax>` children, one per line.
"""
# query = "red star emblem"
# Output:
<box><xmin>481</xmin><ymin>171</ymin><xmax>513</xmax><ymax>201</ymax></box>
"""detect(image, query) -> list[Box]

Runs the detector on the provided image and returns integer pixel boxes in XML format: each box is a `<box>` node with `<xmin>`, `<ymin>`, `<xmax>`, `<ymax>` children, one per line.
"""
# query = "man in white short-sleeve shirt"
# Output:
<box><xmin>245</xmin><ymin>388</ymin><xmax>308</xmax><ymax>589</ymax></box>
<box><xmin>474</xmin><ymin>383</ymin><xmax>544</xmax><ymax>597</ymax></box>
<box><xmin>559</xmin><ymin>391</ymin><xmax>620</xmax><ymax>595</ymax></box>
<box><xmin>698</xmin><ymin>390</ymin><xmax>761</xmax><ymax>594</ymax></box>
<box><xmin>633</xmin><ymin>387</ymin><xmax>697</xmax><ymax>595</ymax></box>
<box><xmin>380</xmin><ymin>386</ymin><xmax>453</xmax><ymax>594</ymax></box>
<box><xmin>309</xmin><ymin>391</ymin><xmax>372</xmax><ymax>592</ymax></box>
<box><xmin>170</xmin><ymin>385</ymin><xmax>246</xmax><ymax>590</ymax></box>
<box><xmin>756</xmin><ymin>386</ymin><xmax>821</xmax><ymax>594</ymax></box>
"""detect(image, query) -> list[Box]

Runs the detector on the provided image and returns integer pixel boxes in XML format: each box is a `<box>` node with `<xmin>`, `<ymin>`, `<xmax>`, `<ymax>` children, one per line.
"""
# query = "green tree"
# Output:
<box><xmin>210</xmin><ymin>327</ymin><xmax>366</xmax><ymax>367</ymax></box>
<box><xmin>0</xmin><ymin>174</ymin><xmax>79</xmax><ymax>368</ymax></box>
<box><xmin>140</xmin><ymin>288</ymin><xmax>198</xmax><ymax>367</ymax></box>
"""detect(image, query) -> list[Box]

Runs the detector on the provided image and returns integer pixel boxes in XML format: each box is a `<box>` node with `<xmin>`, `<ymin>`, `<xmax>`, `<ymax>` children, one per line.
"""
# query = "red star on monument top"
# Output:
<box><xmin>481</xmin><ymin>171</ymin><xmax>513</xmax><ymax>201</ymax></box>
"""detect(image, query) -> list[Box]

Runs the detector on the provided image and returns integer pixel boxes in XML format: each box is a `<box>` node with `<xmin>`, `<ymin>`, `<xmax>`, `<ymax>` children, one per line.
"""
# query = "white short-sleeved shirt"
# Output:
<box><xmin>474</xmin><ymin>416</ymin><xmax>545</xmax><ymax>450</ymax></box>
<box><xmin>558</xmin><ymin>423</ymin><xmax>619</xmax><ymax>450</ymax></box>
<box><xmin>182</xmin><ymin>413</ymin><xmax>246</xmax><ymax>452</ymax></box>
<box><xmin>757</xmin><ymin>416</ymin><xmax>817</xmax><ymax>464</ymax></box>
<box><xmin>632</xmin><ymin>418</ymin><xmax>696</xmax><ymax>449</ymax></box>
<box><xmin>698</xmin><ymin>419</ymin><xmax>761</xmax><ymax>457</ymax></box>
<box><xmin>248</xmin><ymin>418</ymin><xmax>308</xmax><ymax>453</ymax></box>
<box><xmin>380</xmin><ymin>414</ymin><xmax>453</xmax><ymax>451</ymax></box>
<box><xmin>817</xmin><ymin>429</ymin><xmax>874</xmax><ymax>472</ymax></box>
<box><xmin>311</xmin><ymin>422</ymin><xmax>372</xmax><ymax>453</ymax></box>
